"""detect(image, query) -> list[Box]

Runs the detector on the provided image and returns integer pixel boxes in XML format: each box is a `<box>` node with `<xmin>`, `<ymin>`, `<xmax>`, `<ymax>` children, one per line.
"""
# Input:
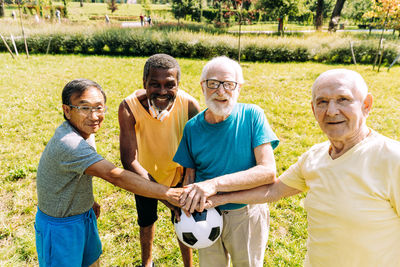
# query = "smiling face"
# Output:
<box><xmin>311</xmin><ymin>73</ymin><xmax>372</xmax><ymax>143</ymax></box>
<box><xmin>62</xmin><ymin>86</ymin><xmax>106</xmax><ymax>139</ymax></box>
<box><xmin>202</xmin><ymin>64</ymin><xmax>240</xmax><ymax>119</ymax></box>
<box><xmin>143</xmin><ymin>67</ymin><xmax>179</xmax><ymax>111</ymax></box>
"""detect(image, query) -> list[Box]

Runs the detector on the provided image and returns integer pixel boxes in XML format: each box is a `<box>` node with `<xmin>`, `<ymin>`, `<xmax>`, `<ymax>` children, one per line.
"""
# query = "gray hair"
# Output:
<box><xmin>311</xmin><ymin>69</ymin><xmax>368</xmax><ymax>101</ymax></box>
<box><xmin>62</xmin><ymin>79</ymin><xmax>106</xmax><ymax>120</ymax></box>
<box><xmin>143</xmin><ymin>54</ymin><xmax>181</xmax><ymax>82</ymax></box>
<box><xmin>200</xmin><ymin>56</ymin><xmax>244</xmax><ymax>84</ymax></box>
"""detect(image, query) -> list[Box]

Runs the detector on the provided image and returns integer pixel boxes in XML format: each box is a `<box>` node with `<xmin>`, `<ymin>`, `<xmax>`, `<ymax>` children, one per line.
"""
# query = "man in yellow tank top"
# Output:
<box><xmin>118</xmin><ymin>54</ymin><xmax>201</xmax><ymax>267</ymax></box>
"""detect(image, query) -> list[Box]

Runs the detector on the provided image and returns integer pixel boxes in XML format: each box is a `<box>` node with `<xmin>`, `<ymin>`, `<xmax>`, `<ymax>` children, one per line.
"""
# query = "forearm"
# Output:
<box><xmin>213</xmin><ymin>165</ymin><xmax>276</xmax><ymax>193</ymax></box>
<box><xmin>209</xmin><ymin>185</ymin><xmax>277</xmax><ymax>207</ymax></box>
<box><xmin>207</xmin><ymin>180</ymin><xmax>301</xmax><ymax>209</ymax></box>
<box><xmin>108</xmin><ymin>167</ymin><xmax>170</xmax><ymax>200</ymax></box>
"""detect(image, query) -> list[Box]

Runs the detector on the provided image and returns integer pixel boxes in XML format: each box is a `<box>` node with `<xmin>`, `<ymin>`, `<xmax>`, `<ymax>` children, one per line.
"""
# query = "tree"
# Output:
<box><xmin>363</xmin><ymin>0</ymin><xmax>400</xmax><ymax>70</ymax></box>
<box><xmin>256</xmin><ymin>0</ymin><xmax>307</xmax><ymax>34</ymax></box>
<box><xmin>108</xmin><ymin>0</ymin><xmax>118</xmax><ymax>13</ymax></box>
<box><xmin>171</xmin><ymin>0</ymin><xmax>196</xmax><ymax>23</ymax></box>
<box><xmin>0</xmin><ymin>0</ymin><xmax>4</xmax><ymax>18</ymax></box>
<box><xmin>315</xmin><ymin>0</ymin><xmax>324</xmax><ymax>30</ymax></box>
<box><xmin>328</xmin><ymin>0</ymin><xmax>346</xmax><ymax>31</ymax></box>
<box><xmin>342</xmin><ymin>0</ymin><xmax>372</xmax><ymax>24</ymax></box>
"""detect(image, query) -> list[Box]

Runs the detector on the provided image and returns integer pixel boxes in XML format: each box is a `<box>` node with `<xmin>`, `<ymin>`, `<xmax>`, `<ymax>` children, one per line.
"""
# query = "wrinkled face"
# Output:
<box><xmin>144</xmin><ymin>67</ymin><xmax>179</xmax><ymax>111</ymax></box>
<box><xmin>62</xmin><ymin>87</ymin><xmax>106</xmax><ymax>139</ymax></box>
<box><xmin>202</xmin><ymin>64</ymin><xmax>240</xmax><ymax>117</ymax></box>
<box><xmin>312</xmin><ymin>76</ymin><xmax>369</xmax><ymax>142</ymax></box>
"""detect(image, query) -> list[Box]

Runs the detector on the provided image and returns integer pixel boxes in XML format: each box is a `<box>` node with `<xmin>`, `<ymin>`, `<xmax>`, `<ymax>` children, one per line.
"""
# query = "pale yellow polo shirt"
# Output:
<box><xmin>124</xmin><ymin>90</ymin><xmax>194</xmax><ymax>187</ymax></box>
<box><xmin>280</xmin><ymin>130</ymin><xmax>400</xmax><ymax>267</ymax></box>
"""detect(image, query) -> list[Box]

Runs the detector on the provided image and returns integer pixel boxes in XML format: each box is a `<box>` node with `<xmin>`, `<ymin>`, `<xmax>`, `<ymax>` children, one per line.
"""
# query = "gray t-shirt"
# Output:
<box><xmin>37</xmin><ymin>121</ymin><xmax>103</xmax><ymax>217</ymax></box>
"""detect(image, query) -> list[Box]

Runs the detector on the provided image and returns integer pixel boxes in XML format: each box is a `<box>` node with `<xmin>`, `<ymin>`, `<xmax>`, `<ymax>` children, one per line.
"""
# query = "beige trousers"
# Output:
<box><xmin>199</xmin><ymin>204</ymin><xmax>269</xmax><ymax>267</ymax></box>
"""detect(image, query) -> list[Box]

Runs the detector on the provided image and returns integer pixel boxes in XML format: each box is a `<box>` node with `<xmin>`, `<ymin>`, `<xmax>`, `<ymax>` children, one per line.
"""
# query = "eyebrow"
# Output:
<box><xmin>77</xmin><ymin>100</ymin><xmax>104</xmax><ymax>105</ymax></box>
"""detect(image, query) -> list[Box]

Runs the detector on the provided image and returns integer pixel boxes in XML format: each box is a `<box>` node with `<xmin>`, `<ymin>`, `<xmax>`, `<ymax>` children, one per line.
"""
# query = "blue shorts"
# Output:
<box><xmin>35</xmin><ymin>208</ymin><xmax>102</xmax><ymax>267</ymax></box>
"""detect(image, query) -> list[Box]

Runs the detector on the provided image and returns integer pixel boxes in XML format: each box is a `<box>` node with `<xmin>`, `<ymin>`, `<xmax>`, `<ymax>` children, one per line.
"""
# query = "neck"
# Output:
<box><xmin>328</xmin><ymin>126</ymin><xmax>370</xmax><ymax>159</ymax></box>
<box><xmin>204</xmin><ymin>109</ymin><xmax>230</xmax><ymax>124</ymax></box>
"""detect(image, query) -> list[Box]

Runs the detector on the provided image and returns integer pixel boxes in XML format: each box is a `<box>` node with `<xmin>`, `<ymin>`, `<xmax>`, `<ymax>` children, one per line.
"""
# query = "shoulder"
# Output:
<box><xmin>300</xmin><ymin>141</ymin><xmax>329</xmax><ymax>161</ymax></box>
<box><xmin>177</xmin><ymin>90</ymin><xmax>198</xmax><ymax>105</ymax></box>
<box><xmin>185</xmin><ymin>110</ymin><xmax>205</xmax><ymax>128</ymax></box>
<box><xmin>238</xmin><ymin>103</ymin><xmax>264</xmax><ymax>115</ymax></box>
<box><xmin>178</xmin><ymin>90</ymin><xmax>201</xmax><ymax>119</ymax></box>
<box><xmin>370</xmin><ymin>131</ymin><xmax>400</xmax><ymax>158</ymax></box>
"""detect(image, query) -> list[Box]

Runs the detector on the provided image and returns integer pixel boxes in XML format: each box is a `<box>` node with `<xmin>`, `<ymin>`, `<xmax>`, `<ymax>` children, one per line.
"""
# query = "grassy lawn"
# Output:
<box><xmin>1</xmin><ymin>53</ymin><xmax>400</xmax><ymax>266</ymax></box>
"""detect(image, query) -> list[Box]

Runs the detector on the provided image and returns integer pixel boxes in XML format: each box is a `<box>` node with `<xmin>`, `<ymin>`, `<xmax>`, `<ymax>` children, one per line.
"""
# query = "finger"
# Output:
<box><xmin>199</xmin><ymin>195</ymin><xmax>206</xmax><ymax>212</ymax></box>
<box><xmin>189</xmin><ymin>194</ymin><xmax>201</xmax><ymax>214</ymax></box>
<box><xmin>180</xmin><ymin>187</ymin><xmax>192</xmax><ymax>205</ymax></box>
<box><xmin>182</xmin><ymin>188</ymin><xmax>197</xmax><ymax>211</ymax></box>
<box><xmin>175</xmin><ymin>209</ymin><xmax>181</xmax><ymax>222</ymax></box>
<box><xmin>183</xmin><ymin>208</ymin><xmax>191</xmax><ymax>217</ymax></box>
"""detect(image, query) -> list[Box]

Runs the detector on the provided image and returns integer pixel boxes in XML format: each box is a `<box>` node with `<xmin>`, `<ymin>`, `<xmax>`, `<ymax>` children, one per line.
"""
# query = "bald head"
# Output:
<box><xmin>312</xmin><ymin>69</ymin><xmax>368</xmax><ymax>102</ymax></box>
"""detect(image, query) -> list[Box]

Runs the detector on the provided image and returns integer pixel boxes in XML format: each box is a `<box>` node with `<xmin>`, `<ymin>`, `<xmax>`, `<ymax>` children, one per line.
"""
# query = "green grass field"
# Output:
<box><xmin>1</xmin><ymin>53</ymin><xmax>400</xmax><ymax>266</ymax></box>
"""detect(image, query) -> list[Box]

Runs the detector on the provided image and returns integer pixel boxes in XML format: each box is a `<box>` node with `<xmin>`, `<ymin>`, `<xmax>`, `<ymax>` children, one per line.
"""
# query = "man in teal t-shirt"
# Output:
<box><xmin>173</xmin><ymin>56</ymin><xmax>279</xmax><ymax>267</ymax></box>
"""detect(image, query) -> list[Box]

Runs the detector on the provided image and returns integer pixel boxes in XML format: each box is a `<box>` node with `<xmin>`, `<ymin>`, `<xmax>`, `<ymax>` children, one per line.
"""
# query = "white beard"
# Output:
<box><xmin>205</xmin><ymin>89</ymin><xmax>239</xmax><ymax>117</ymax></box>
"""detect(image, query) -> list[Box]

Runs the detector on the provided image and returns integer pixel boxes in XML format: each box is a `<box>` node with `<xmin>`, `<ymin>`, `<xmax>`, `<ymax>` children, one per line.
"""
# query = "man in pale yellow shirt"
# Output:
<box><xmin>191</xmin><ymin>69</ymin><xmax>400</xmax><ymax>267</ymax></box>
<box><xmin>118</xmin><ymin>54</ymin><xmax>201</xmax><ymax>267</ymax></box>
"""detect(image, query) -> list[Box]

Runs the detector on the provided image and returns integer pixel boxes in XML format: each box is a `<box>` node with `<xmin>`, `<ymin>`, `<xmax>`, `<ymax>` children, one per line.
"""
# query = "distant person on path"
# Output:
<box><xmin>55</xmin><ymin>9</ymin><xmax>61</xmax><ymax>23</ymax></box>
<box><xmin>11</xmin><ymin>11</ymin><xmax>16</xmax><ymax>20</ymax></box>
<box><xmin>118</xmin><ymin>54</ymin><xmax>201</xmax><ymax>267</ymax></box>
<box><xmin>147</xmin><ymin>15</ymin><xmax>152</xmax><ymax>26</ymax></box>
<box><xmin>174</xmin><ymin>56</ymin><xmax>279</xmax><ymax>267</ymax></box>
<box><xmin>202</xmin><ymin>69</ymin><xmax>400</xmax><ymax>267</ymax></box>
<box><xmin>35</xmin><ymin>79</ymin><xmax>183</xmax><ymax>267</ymax></box>
<box><xmin>140</xmin><ymin>14</ymin><xmax>144</xmax><ymax>26</ymax></box>
<box><xmin>105</xmin><ymin>14</ymin><xmax>110</xmax><ymax>24</ymax></box>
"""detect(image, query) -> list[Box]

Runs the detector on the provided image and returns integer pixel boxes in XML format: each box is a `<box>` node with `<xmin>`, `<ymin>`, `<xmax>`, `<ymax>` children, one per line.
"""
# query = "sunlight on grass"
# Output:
<box><xmin>1</xmin><ymin>53</ymin><xmax>399</xmax><ymax>266</ymax></box>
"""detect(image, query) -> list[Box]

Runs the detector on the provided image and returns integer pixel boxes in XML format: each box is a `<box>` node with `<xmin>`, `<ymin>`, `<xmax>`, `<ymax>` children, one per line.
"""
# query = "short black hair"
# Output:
<box><xmin>143</xmin><ymin>54</ymin><xmax>181</xmax><ymax>82</ymax></box>
<box><xmin>62</xmin><ymin>79</ymin><xmax>106</xmax><ymax>120</ymax></box>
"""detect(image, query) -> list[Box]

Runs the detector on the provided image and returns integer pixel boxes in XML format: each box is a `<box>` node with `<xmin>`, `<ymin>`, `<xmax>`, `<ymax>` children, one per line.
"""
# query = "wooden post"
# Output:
<box><xmin>17</xmin><ymin>0</ymin><xmax>29</xmax><ymax>59</ymax></box>
<box><xmin>350</xmin><ymin>41</ymin><xmax>357</xmax><ymax>65</ymax></box>
<box><xmin>387</xmin><ymin>53</ymin><xmax>400</xmax><ymax>72</ymax></box>
<box><xmin>10</xmin><ymin>34</ymin><xmax>19</xmax><ymax>56</ymax></box>
<box><xmin>0</xmin><ymin>34</ymin><xmax>16</xmax><ymax>59</ymax></box>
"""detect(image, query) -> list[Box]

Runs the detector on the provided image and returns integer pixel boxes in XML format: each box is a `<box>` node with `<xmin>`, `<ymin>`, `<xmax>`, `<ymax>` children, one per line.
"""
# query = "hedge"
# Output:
<box><xmin>1</xmin><ymin>28</ymin><xmax>399</xmax><ymax>65</ymax></box>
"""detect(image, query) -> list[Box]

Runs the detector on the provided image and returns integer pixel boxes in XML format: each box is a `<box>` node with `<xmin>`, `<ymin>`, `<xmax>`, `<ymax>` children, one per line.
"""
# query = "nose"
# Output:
<box><xmin>215</xmin><ymin>83</ymin><xmax>225</xmax><ymax>95</ymax></box>
<box><xmin>326</xmin><ymin>100</ymin><xmax>339</xmax><ymax>116</ymax></box>
<box><xmin>89</xmin><ymin>110</ymin><xmax>100</xmax><ymax>119</ymax></box>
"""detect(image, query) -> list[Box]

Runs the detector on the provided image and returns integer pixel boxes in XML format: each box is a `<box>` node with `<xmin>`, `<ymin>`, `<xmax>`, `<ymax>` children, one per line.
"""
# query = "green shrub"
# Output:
<box><xmin>0</xmin><ymin>28</ymin><xmax>398</xmax><ymax>65</ymax></box>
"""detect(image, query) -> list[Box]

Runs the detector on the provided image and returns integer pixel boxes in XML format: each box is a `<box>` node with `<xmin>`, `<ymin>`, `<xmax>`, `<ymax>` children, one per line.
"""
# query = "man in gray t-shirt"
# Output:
<box><xmin>37</xmin><ymin>121</ymin><xmax>103</xmax><ymax>218</ymax></box>
<box><xmin>35</xmin><ymin>79</ymin><xmax>183</xmax><ymax>267</ymax></box>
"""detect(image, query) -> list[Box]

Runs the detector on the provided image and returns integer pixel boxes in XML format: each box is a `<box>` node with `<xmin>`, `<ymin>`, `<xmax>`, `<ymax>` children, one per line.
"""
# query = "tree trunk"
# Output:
<box><xmin>0</xmin><ymin>0</ymin><xmax>5</xmax><ymax>18</ymax></box>
<box><xmin>315</xmin><ymin>0</ymin><xmax>324</xmax><ymax>31</ymax></box>
<box><xmin>80</xmin><ymin>0</ymin><xmax>83</xmax><ymax>7</ymax></box>
<box><xmin>328</xmin><ymin>0</ymin><xmax>346</xmax><ymax>32</ymax></box>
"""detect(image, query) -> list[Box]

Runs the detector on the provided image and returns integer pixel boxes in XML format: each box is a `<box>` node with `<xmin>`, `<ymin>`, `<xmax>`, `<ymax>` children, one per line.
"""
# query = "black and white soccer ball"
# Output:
<box><xmin>174</xmin><ymin>207</ymin><xmax>223</xmax><ymax>249</ymax></box>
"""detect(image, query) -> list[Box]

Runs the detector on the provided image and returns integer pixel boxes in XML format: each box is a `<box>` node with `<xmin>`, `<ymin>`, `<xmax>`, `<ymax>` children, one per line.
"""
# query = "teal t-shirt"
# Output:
<box><xmin>173</xmin><ymin>103</ymin><xmax>279</xmax><ymax>210</ymax></box>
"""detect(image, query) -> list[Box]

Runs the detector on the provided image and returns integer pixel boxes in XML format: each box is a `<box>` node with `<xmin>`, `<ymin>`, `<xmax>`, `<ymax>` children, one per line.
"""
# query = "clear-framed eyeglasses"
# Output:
<box><xmin>204</xmin><ymin>79</ymin><xmax>238</xmax><ymax>91</ymax></box>
<box><xmin>69</xmin><ymin>105</ymin><xmax>107</xmax><ymax>116</ymax></box>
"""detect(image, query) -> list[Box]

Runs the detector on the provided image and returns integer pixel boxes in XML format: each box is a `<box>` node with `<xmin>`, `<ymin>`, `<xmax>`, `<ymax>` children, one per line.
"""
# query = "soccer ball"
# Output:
<box><xmin>174</xmin><ymin>207</ymin><xmax>223</xmax><ymax>249</ymax></box>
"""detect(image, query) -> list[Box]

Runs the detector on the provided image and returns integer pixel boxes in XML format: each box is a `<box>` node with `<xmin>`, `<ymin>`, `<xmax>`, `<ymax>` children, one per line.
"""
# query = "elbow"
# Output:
<box><xmin>105</xmin><ymin>167</ymin><xmax>124</xmax><ymax>187</ymax></box>
<box><xmin>257</xmin><ymin>165</ymin><xmax>276</xmax><ymax>184</ymax></box>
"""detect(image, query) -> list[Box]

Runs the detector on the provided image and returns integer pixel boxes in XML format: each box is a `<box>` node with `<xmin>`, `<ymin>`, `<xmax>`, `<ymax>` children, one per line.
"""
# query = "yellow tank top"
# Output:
<box><xmin>124</xmin><ymin>90</ymin><xmax>192</xmax><ymax>187</ymax></box>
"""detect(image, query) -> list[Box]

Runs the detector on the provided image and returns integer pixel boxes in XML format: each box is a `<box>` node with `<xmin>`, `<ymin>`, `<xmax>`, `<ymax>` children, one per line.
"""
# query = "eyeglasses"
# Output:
<box><xmin>69</xmin><ymin>105</ymin><xmax>107</xmax><ymax>116</ymax></box>
<box><xmin>204</xmin><ymin>79</ymin><xmax>238</xmax><ymax>91</ymax></box>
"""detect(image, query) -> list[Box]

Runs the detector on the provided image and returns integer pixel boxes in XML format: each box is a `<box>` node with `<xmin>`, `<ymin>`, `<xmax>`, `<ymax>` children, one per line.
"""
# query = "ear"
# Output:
<box><xmin>62</xmin><ymin>104</ymin><xmax>72</xmax><ymax>120</ymax></box>
<box><xmin>143</xmin><ymin>78</ymin><xmax>147</xmax><ymax>90</ymax></box>
<box><xmin>237</xmin><ymin>84</ymin><xmax>242</xmax><ymax>94</ymax></box>
<box><xmin>311</xmin><ymin>100</ymin><xmax>316</xmax><ymax>117</ymax></box>
<box><xmin>363</xmin><ymin>93</ymin><xmax>373</xmax><ymax>115</ymax></box>
<box><xmin>200</xmin><ymin>81</ymin><xmax>206</xmax><ymax>95</ymax></box>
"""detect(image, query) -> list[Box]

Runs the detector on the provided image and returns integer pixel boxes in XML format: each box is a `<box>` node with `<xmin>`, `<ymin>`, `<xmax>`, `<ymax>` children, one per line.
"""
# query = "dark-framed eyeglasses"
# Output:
<box><xmin>204</xmin><ymin>79</ymin><xmax>238</xmax><ymax>91</ymax></box>
<box><xmin>69</xmin><ymin>105</ymin><xmax>107</xmax><ymax>116</ymax></box>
